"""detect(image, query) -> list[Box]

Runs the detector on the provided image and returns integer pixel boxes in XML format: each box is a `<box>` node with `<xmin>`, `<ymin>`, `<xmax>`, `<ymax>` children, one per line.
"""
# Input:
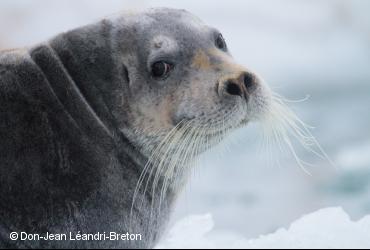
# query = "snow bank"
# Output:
<box><xmin>157</xmin><ymin>207</ymin><xmax>370</xmax><ymax>249</ymax></box>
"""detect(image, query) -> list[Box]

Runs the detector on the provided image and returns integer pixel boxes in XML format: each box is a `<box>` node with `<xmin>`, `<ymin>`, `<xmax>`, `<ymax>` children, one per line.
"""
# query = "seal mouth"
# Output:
<box><xmin>172</xmin><ymin>99</ymin><xmax>251</xmax><ymax>137</ymax></box>
<box><xmin>171</xmin><ymin>113</ymin><xmax>249</xmax><ymax>138</ymax></box>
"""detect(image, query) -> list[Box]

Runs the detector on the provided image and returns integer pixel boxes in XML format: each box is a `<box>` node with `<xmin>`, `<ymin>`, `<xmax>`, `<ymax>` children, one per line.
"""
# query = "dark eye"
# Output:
<box><xmin>151</xmin><ymin>61</ymin><xmax>172</xmax><ymax>78</ymax></box>
<box><xmin>216</xmin><ymin>34</ymin><xmax>227</xmax><ymax>51</ymax></box>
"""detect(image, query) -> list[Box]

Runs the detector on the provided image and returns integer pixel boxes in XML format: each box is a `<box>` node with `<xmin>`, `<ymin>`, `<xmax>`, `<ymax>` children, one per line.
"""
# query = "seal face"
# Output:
<box><xmin>111</xmin><ymin>8</ymin><xmax>271</xmax><ymax>156</ymax></box>
<box><xmin>0</xmin><ymin>8</ymin><xmax>272</xmax><ymax>249</ymax></box>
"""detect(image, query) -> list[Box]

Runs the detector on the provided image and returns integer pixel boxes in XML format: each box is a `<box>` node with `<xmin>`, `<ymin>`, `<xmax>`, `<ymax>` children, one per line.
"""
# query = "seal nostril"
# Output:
<box><xmin>225</xmin><ymin>81</ymin><xmax>242</xmax><ymax>96</ymax></box>
<box><xmin>122</xmin><ymin>64</ymin><xmax>130</xmax><ymax>83</ymax></box>
<box><xmin>244</xmin><ymin>73</ymin><xmax>255</xmax><ymax>92</ymax></box>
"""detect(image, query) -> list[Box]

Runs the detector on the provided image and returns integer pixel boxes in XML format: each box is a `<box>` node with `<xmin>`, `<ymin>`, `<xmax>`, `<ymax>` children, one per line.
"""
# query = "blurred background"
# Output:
<box><xmin>1</xmin><ymin>0</ymin><xmax>369</xmax><ymax>239</ymax></box>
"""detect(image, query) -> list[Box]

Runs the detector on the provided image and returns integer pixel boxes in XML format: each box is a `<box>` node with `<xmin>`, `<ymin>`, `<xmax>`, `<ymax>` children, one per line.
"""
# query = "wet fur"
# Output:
<box><xmin>0</xmin><ymin>16</ymin><xmax>165</xmax><ymax>249</ymax></box>
<box><xmin>0</xmin><ymin>7</ymin><xmax>328</xmax><ymax>249</ymax></box>
<box><xmin>0</xmin><ymin>8</ymin><xmax>251</xmax><ymax>248</ymax></box>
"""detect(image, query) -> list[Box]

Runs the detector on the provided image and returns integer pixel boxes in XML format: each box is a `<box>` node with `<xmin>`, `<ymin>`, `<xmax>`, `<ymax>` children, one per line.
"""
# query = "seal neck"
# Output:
<box><xmin>30</xmin><ymin>20</ymin><xmax>147</xmax><ymax>168</ymax></box>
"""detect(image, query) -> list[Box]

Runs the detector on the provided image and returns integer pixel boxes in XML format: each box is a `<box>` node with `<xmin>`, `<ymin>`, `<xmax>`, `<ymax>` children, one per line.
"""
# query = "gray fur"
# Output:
<box><xmin>0</xmin><ymin>8</ymin><xmax>267</xmax><ymax>249</ymax></box>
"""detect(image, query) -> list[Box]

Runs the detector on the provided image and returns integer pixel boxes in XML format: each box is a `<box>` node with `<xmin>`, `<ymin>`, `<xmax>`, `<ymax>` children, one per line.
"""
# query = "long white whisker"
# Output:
<box><xmin>261</xmin><ymin>90</ymin><xmax>334</xmax><ymax>175</ymax></box>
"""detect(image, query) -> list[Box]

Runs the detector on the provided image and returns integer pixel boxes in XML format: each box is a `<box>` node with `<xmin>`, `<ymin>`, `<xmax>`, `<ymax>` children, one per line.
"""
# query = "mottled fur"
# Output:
<box><xmin>0</xmin><ymin>8</ymin><xmax>267</xmax><ymax>248</ymax></box>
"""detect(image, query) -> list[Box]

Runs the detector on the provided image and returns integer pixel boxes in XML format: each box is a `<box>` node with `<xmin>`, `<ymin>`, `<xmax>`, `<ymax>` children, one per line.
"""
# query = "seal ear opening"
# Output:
<box><xmin>122</xmin><ymin>64</ymin><xmax>130</xmax><ymax>83</ymax></box>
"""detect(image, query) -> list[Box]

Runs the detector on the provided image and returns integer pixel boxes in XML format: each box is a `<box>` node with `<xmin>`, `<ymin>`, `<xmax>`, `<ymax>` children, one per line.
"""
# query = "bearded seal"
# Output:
<box><xmin>0</xmin><ymin>8</ymin><xmax>275</xmax><ymax>249</ymax></box>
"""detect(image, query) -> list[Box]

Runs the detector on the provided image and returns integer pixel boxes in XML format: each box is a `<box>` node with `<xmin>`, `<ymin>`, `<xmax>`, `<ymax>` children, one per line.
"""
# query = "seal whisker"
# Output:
<box><xmin>130</xmin><ymin>120</ymin><xmax>187</xmax><ymax>229</ymax></box>
<box><xmin>150</xmin><ymin>121</ymin><xmax>203</xmax><ymax>239</ymax></box>
<box><xmin>272</xmin><ymin>96</ymin><xmax>332</xmax><ymax>162</ymax></box>
<box><xmin>273</xmin><ymin>92</ymin><xmax>311</xmax><ymax>104</ymax></box>
<box><xmin>142</xmin><ymin>122</ymin><xmax>191</xmax><ymax>239</ymax></box>
<box><xmin>152</xmin><ymin>121</ymin><xmax>193</xmax><ymax>193</ymax></box>
<box><xmin>156</xmin><ymin>124</ymin><xmax>200</xmax><ymax>225</ymax></box>
<box><xmin>147</xmin><ymin>120</ymin><xmax>195</xmax><ymax>231</ymax></box>
<box><xmin>157</xmin><ymin>121</ymin><xmax>197</xmax><ymax>211</ymax></box>
<box><xmin>148</xmin><ymin>123</ymin><xmax>189</xmax><ymax>203</ymax></box>
<box><xmin>161</xmin><ymin>122</ymin><xmax>198</xmax><ymax>198</ymax></box>
<box><xmin>261</xmin><ymin>91</ymin><xmax>334</xmax><ymax>174</ymax></box>
<box><xmin>156</xmin><ymin>108</ymin><xmax>241</xmax><ymax>223</ymax></box>
<box><xmin>171</xmin><ymin>125</ymin><xmax>202</xmax><ymax>192</ymax></box>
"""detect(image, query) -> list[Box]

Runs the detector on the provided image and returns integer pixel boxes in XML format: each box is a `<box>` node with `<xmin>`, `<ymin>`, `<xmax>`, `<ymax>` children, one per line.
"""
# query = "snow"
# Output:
<box><xmin>158</xmin><ymin>207</ymin><xmax>370</xmax><ymax>249</ymax></box>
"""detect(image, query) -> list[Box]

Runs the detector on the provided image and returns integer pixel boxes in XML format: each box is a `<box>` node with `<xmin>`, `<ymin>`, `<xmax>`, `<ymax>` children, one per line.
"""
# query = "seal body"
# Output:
<box><xmin>0</xmin><ymin>8</ymin><xmax>270</xmax><ymax>249</ymax></box>
<box><xmin>2</xmin><ymin>36</ymin><xmax>141</xmax><ymax>250</ymax></box>
<box><xmin>0</xmin><ymin>22</ymin><xmax>171</xmax><ymax>249</ymax></box>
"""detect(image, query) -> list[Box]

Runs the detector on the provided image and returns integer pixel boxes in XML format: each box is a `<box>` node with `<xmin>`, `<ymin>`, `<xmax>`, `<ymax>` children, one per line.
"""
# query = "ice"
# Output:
<box><xmin>157</xmin><ymin>207</ymin><xmax>370</xmax><ymax>249</ymax></box>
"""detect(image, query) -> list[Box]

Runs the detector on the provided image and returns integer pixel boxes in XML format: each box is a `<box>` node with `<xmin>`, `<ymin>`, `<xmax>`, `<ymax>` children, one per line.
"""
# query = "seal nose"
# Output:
<box><xmin>224</xmin><ymin>72</ymin><xmax>257</xmax><ymax>98</ymax></box>
<box><xmin>243</xmin><ymin>72</ymin><xmax>257</xmax><ymax>93</ymax></box>
<box><xmin>225</xmin><ymin>80</ymin><xmax>242</xmax><ymax>96</ymax></box>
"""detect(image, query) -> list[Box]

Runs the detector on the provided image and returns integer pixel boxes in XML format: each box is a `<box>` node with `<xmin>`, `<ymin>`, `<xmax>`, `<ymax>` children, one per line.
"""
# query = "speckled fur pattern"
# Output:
<box><xmin>0</xmin><ymin>8</ymin><xmax>269</xmax><ymax>249</ymax></box>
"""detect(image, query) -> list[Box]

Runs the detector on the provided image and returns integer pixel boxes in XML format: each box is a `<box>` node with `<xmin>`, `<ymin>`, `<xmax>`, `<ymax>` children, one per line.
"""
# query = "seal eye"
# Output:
<box><xmin>151</xmin><ymin>61</ymin><xmax>172</xmax><ymax>78</ymax></box>
<box><xmin>216</xmin><ymin>34</ymin><xmax>227</xmax><ymax>51</ymax></box>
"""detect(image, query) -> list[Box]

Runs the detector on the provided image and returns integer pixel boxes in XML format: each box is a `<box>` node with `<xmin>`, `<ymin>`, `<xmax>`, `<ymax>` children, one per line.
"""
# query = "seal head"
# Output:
<box><xmin>106</xmin><ymin>8</ymin><xmax>271</xmax><ymax>156</ymax></box>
